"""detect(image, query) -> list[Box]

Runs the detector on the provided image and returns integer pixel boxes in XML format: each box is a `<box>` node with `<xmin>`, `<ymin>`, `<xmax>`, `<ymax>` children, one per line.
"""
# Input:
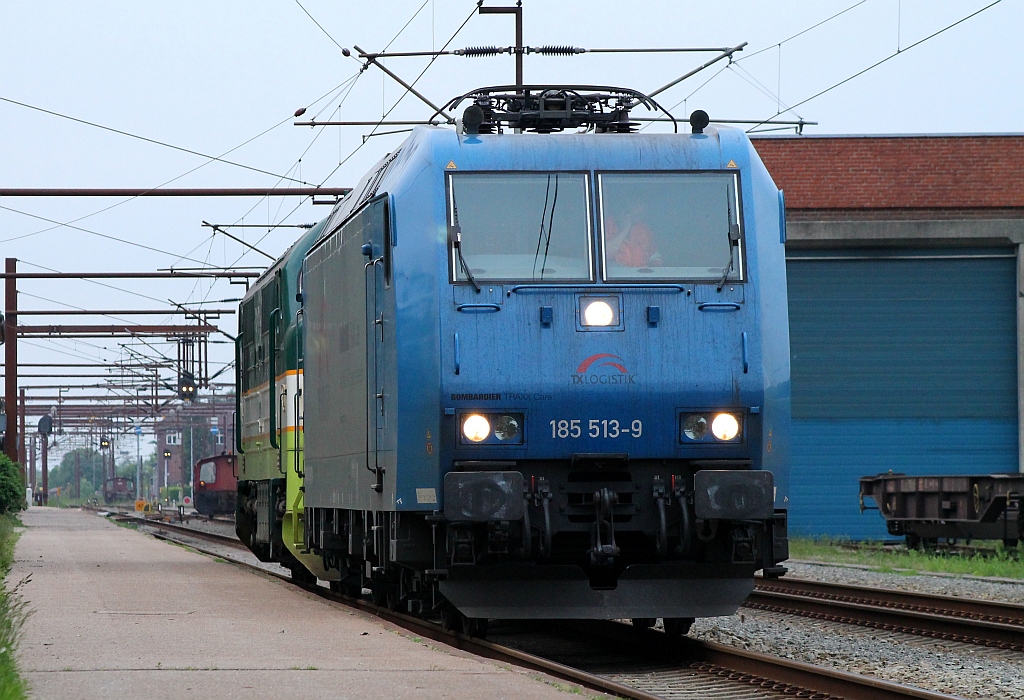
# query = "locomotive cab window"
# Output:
<box><xmin>199</xmin><ymin>461</ymin><xmax>216</xmax><ymax>483</ymax></box>
<box><xmin>447</xmin><ymin>172</ymin><xmax>592</xmax><ymax>282</ymax></box>
<box><xmin>598</xmin><ymin>172</ymin><xmax>743</xmax><ymax>282</ymax></box>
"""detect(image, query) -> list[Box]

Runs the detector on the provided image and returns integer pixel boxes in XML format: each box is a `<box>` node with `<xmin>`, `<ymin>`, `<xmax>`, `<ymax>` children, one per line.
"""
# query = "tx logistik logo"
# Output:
<box><xmin>571</xmin><ymin>353</ymin><xmax>636</xmax><ymax>385</ymax></box>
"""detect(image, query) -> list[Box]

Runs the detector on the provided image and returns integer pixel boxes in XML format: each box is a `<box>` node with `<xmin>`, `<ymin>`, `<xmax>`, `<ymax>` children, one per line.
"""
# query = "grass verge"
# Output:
<box><xmin>1</xmin><ymin>513</ymin><xmax>30</xmax><ymax>700</ymax></box>
<box><xmin>790</xmin><ymin>537</ymin><xmax>1024</xmax><ymax>579</ymax></box>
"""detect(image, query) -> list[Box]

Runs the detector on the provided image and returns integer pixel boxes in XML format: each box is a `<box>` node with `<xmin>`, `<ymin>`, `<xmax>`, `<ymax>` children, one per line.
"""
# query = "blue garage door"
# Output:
<box><xmin>787</xmin><ymin>248</ymin><xmax>1018</xmax><ymax>538</ymax></box>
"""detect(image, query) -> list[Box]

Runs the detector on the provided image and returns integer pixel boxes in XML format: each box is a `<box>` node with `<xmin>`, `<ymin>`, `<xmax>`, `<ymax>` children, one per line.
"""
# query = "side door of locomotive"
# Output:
<box><xmin>363</xmin><ymin>195</ymin><xmax>391</xmax><ymax>493</ymax></box>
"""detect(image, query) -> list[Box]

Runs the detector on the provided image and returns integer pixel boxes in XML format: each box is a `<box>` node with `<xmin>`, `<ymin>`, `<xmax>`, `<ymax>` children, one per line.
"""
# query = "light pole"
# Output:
<box><xmin>189</xmin><ymin>423</ymin><xmax>194</xmax><ymax>503</ymax></box>
<box><xmin>162</xmin><ymin>449</ymin><xmax>171</xmax><ymax>502</ymax></box>
<box><xmin>96</xmin><ymin>437</ymin><xmax>108</xmax><ymax>499</ymax></box>
<box><xmin>135</xmin><ymin>425</ymin><xmax>142</xmax><ymax>500</ymax></box>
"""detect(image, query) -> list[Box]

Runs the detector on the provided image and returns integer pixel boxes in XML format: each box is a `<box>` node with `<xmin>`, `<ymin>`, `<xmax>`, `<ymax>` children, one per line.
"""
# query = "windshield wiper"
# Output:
<box><xmin>539</xmin><ymin>175</ymin><xmax>560</xmax><ymax>278</ymax></box>
<box><xmin>532</xmin><ymin>175</ymin><xmax>553</xmax><ymax>279</ymax></box>
<box><xmin>450</xmin><ymin>188</ymin><xmax>480</xmax><ymax>293</ymax></box>
<box><xmin>450</xmin><ymin>223</ymin><xmax>480</xmax><ymax>293</ymax></box>
<box><xmin>716</xmin><ymin>261</ymin><xmax>733</xmax><ymax>292</ymax></box>
<box><xmin>717</xmin><ymin>224</ymin><xmax>741</xmax><ymax>292</ymax></box>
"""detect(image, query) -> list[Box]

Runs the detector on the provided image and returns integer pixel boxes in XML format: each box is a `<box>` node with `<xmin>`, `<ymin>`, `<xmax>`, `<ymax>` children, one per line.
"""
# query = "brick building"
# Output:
<box><xmin>155</xmin><ymin>401</ymin><xmax>234</xmax><ymax>492</ymax></box>
<box><xmin>751</xmin><ymin>134</ymin><xmax>1024</xmax><ymax>537</ymax></box>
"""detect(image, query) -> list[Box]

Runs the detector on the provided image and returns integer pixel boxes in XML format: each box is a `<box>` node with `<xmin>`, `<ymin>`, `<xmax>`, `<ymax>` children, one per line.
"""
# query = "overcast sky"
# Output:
<box><xmin>1</xmin><ymin>0</ymin><xmax>1020</xmax><ymax>451</ymax></box>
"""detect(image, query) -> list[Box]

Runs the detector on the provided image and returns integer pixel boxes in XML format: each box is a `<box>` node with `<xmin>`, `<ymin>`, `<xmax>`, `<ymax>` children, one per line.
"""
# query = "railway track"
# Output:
<box><xmin>749</xmin><ymin>577</ymin><xmax>1024</xmax><ymax>652</ymax></box>
<box><xmin>108</xmin><ymin>511</ymin><xmax>961</xmax><ymax>700</ymax></box>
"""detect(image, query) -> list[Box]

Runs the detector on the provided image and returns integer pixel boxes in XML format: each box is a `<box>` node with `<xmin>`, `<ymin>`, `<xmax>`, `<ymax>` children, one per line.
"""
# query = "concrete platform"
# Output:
<box><xmin>10</xmin><ymin>507</ymin><xmax>596</xmax><ymax>699</ymax></box>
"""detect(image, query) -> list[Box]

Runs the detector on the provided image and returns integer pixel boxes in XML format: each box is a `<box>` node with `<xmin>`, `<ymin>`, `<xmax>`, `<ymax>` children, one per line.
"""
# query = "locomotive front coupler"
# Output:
<box><xmin>671</xmin><ymin>475</ymin><xmax>695</xmax><ymax>557</ymax></box>
<box><xmin>589</xmin><ymin>487</ymin><xmax>620</xmax><ymax>565</ymax></box>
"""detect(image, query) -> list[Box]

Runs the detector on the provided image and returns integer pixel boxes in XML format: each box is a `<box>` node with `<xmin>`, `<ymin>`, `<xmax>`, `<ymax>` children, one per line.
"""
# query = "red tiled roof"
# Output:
<box><xmin>751</xmin><ymin>135</ymin><xmax>1024</xmax><ymax>209</ymax></box>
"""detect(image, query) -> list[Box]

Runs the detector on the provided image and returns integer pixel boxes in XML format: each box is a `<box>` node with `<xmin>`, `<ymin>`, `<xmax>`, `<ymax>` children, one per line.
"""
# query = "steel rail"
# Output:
<box><xmin>750</xmin><ymin>576</ymin><xmax>1024</xmax><ymax>651</ymax></box>
<box><xmin>756</xmin><ymin>577</ymin><xmax>1024</xmax><ymax>625</ymax></box>
<box><xmin>113</xmin><ymin>512</ymin><xmax>960</xmax><ymax>700</ymax></box>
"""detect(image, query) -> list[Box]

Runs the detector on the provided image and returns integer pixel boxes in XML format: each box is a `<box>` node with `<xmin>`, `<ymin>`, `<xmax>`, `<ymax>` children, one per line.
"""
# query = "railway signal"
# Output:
<box><xmin>178</xmin><ymin>372</ymin><xmax>197</xmax><ymax>402</ymax></box>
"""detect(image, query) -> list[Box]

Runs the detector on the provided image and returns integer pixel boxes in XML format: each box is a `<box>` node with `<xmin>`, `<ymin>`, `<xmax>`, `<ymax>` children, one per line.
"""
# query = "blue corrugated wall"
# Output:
<box><xmin>786</xmin><ymin>250</ymin><xmax>1019</xmax><ymax>538</ymax></box>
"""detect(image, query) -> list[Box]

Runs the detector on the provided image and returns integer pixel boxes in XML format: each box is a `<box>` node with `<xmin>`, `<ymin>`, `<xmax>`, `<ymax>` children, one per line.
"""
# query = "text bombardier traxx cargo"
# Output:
<box><xmin>235</xmin><ymin>86</ymin><xmax>791</xmax><ymax>637</ymax></box>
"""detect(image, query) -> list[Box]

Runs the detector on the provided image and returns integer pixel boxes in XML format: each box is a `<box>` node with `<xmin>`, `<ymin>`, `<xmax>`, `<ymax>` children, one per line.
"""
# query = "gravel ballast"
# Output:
<box><xmin>683</xmin><ymin>559</ymin><xmax>1024</xmax><ymax>699</ymax></box>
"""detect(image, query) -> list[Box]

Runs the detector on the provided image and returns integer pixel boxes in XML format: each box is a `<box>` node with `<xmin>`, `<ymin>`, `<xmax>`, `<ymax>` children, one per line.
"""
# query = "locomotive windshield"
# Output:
<box><xmin>448</xmin><ymin>172</ymin><xmax>592</xmax><ymax>282</ymax></box>
<box><xmin>199</xmin><ymin>461</ymin><xmax>216</xmax><ymax>483</ymax></box>
<box><xmin>598</xmin><ymin>172</ymin><xmax>743</xmax><ymax>282</ymax></box>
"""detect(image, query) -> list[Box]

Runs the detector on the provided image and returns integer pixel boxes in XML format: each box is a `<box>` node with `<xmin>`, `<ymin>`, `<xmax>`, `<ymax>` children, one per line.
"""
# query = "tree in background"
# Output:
<box><xmin>48</xmin><ymin>448</ymin><xmax>105</xmax><ymax>497</ymax></box>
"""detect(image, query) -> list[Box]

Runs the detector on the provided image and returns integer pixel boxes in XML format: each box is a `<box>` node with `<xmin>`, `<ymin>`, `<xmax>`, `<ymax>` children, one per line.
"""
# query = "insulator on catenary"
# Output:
<box><xmin>456</xmin><ymin>46</ymin><xmax>501</xmax><ymax>57</ymax></box>
<box><xmin>533</xmin><ymin>45</ymin><xmax>584</xmax><ymax>56</ymax></box>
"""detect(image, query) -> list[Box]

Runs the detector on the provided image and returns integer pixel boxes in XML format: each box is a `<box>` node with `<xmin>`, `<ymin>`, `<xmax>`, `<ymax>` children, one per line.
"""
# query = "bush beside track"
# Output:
<box><xmin>0</xmin><ymin>453</ymin><xmax>29</xmax><ymax>700</ymax></box>
<box><xmin>0</xmin><ymin>454</ymin><xmax>26</xmax><ymax>515</ymax></box>
<box><xmin>0</xmin><ymin>511</ymin><xmax>29</xmax><ymax>700</ymax></box>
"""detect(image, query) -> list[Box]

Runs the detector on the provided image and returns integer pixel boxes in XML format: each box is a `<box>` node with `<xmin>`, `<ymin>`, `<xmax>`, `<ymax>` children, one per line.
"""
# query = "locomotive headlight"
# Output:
<box><xmin>462</xmin><ymin>414</ymin><xmax>491</xmax><ymax>442</ymax></box>
<box><xmin>711</xmin><ymin>413</ymin><xmax>741</xmax><ymax>441</ymax></box>
<box><xmin>585</xmin><ymin>298</ymin><xmax>614</xmax><ymax>325</ymax></box>
<box><xmin>683</xmin><ymin>414</ymin><xmax>709</xmax><ymax>440</ymax></box>
<box><xmin>494</xmin><ymin>414</ymin><xmax>521</xmax><ymax>441</ymax></box>
<box><xmin>583</xmin><ymin>300</ymin><xmax>615</xmax><ymax>326</ymax></box>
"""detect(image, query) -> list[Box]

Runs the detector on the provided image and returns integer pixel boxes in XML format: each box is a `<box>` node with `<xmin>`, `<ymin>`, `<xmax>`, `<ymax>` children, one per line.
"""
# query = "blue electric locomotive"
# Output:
<box><xmin>241</xmin><ymin>87</ymin><xmax>790</xmax><ymax>635</ymax></box>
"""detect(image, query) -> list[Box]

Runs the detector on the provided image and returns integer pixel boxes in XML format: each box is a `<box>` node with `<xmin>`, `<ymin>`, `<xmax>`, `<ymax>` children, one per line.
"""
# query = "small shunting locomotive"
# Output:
<box><xmin>193</xmin><ymin>454</ymin><xmax>237</xmax><ymax>517</ymax></box>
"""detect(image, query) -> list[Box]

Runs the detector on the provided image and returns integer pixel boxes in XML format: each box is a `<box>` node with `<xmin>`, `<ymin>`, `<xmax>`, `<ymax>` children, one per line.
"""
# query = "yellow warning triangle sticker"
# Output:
<box><xmin>726</xmin><ymin>159</ymin><xmax>738</xmax><ymax>168</ymax></box>
<box><xmin>446</xmin><ymin>160</ymin><xmax>458</xmax><ymax>169</ymax></box>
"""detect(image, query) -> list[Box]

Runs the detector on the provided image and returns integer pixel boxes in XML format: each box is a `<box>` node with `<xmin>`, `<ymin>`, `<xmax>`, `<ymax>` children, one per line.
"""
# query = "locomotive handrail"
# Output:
<box><xmin>294</xmin><ymin>308</ymin><xmax>304</xmax><ymax>479</ymax></box>
<box><xmin>698</xmin><ymin>302</ymin><xmax>741</xmax><ymax>312</ymax></box>
<box><xmin>741</xmin><ymin>331</ymin><xmax>749</xmax><ymax>374</ymax></box>
<box><xmin>294</xmin><ymin>389</ymin><xmax>303</xmax><ymax>478</ymax></box>
<box><xmin>507</xmin><ymin>284</ymin><xmax>687</xmax><ymax>294</ymax></box>
<box><xmin>456</xmin><ymin>303</ymin><xmax>501</xmax><ymax>313</ymax></box>
<box><xmin>269</xmin><ymin>307</ymin><xmax>280</xmax><ymax>451</ymax></box>
<box><xmin>234</xmin><ymin>333</ymin><xmax>244</xmax><ymax>455</ymax></box>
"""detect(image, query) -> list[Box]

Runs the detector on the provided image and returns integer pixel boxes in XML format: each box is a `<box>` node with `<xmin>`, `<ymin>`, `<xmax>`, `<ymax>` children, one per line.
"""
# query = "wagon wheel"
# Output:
<box><xmin>439</xmin><ymin>604</ymin><xmax>463</xmax><ymax>632</ymax></box>
<box><xmin>663</xmin><ymin>617</ymin><xmax>694</xmax><ymax>637</ymax></box>
<box><xmin>385</xmin><ymin>583</ymin><xmax>402</xmax><ymax>612</ymax></box>
<box><xmin>461</xmin><ymin>616</ymin><xmax>488</xmax><ymax>639</ymax></box>
<box><xmin>289</xmin><ymin>563</ymin><xmax>316</xmax><ymax>586</ymax></box>
<box><xmin>904</xmin><ymin>533</ymin><xmax>922</xmax><ymax>550</ymax></box>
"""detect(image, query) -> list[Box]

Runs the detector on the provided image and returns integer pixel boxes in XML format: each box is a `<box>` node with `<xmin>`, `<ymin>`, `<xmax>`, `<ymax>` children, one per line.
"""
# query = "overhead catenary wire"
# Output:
<box><xmin>241</xmin><ymin>0</ymin><xmax>482</xmax><ymax>275</ymax></box>
<box><xmin>746</xmin><ymin>0</ymin><xmax>1004</xmax><ymax>130</ymax></box>
<box><xmin>311</xmin><ymin>3</ymin><xmax>479</xmax><ymax>191</ymax></box>
<box><xmin>0</xmin><ymin>100</ymin><xmax>337</xmax><ymax>248</ymax></box>
<box><xmin>728</xmin><ymin>62</ymin><xmax>804</xmax><ymax>121</ymax></box>
<box><xmin>735</xmin><ymin>0</ymin><xmax>871</xmax><ymax>64</ymax></box>
<box><xmin>18</xmin><ymin>291</ymin><xmax>145</xmax><ymax>328</ymax></box>
<box><xmin>2</xmin><ymin>76</ymin><xmax>361</xmax><ymax>307</ymax></box>
<box><xmin>0</xmin><ymin>95</ymin><xmax>312</xmax><ymax>185</ymax></box>
<box><xmin>644</xmin><ymin>1</ymin><xmax>872</xmax><ymax>133</ymax></box>
<box><xmin>0</xmin><ymin>204</ymin><xmax>215</xmax><ymax>265</ymax></box>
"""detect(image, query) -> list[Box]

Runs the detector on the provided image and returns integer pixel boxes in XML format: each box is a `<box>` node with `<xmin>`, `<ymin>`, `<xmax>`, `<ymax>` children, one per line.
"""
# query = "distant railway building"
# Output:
<box><xmin>754</xmin><ymin>134</ymin><xmax>1024</xmax><ymax>537</ymax></box>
